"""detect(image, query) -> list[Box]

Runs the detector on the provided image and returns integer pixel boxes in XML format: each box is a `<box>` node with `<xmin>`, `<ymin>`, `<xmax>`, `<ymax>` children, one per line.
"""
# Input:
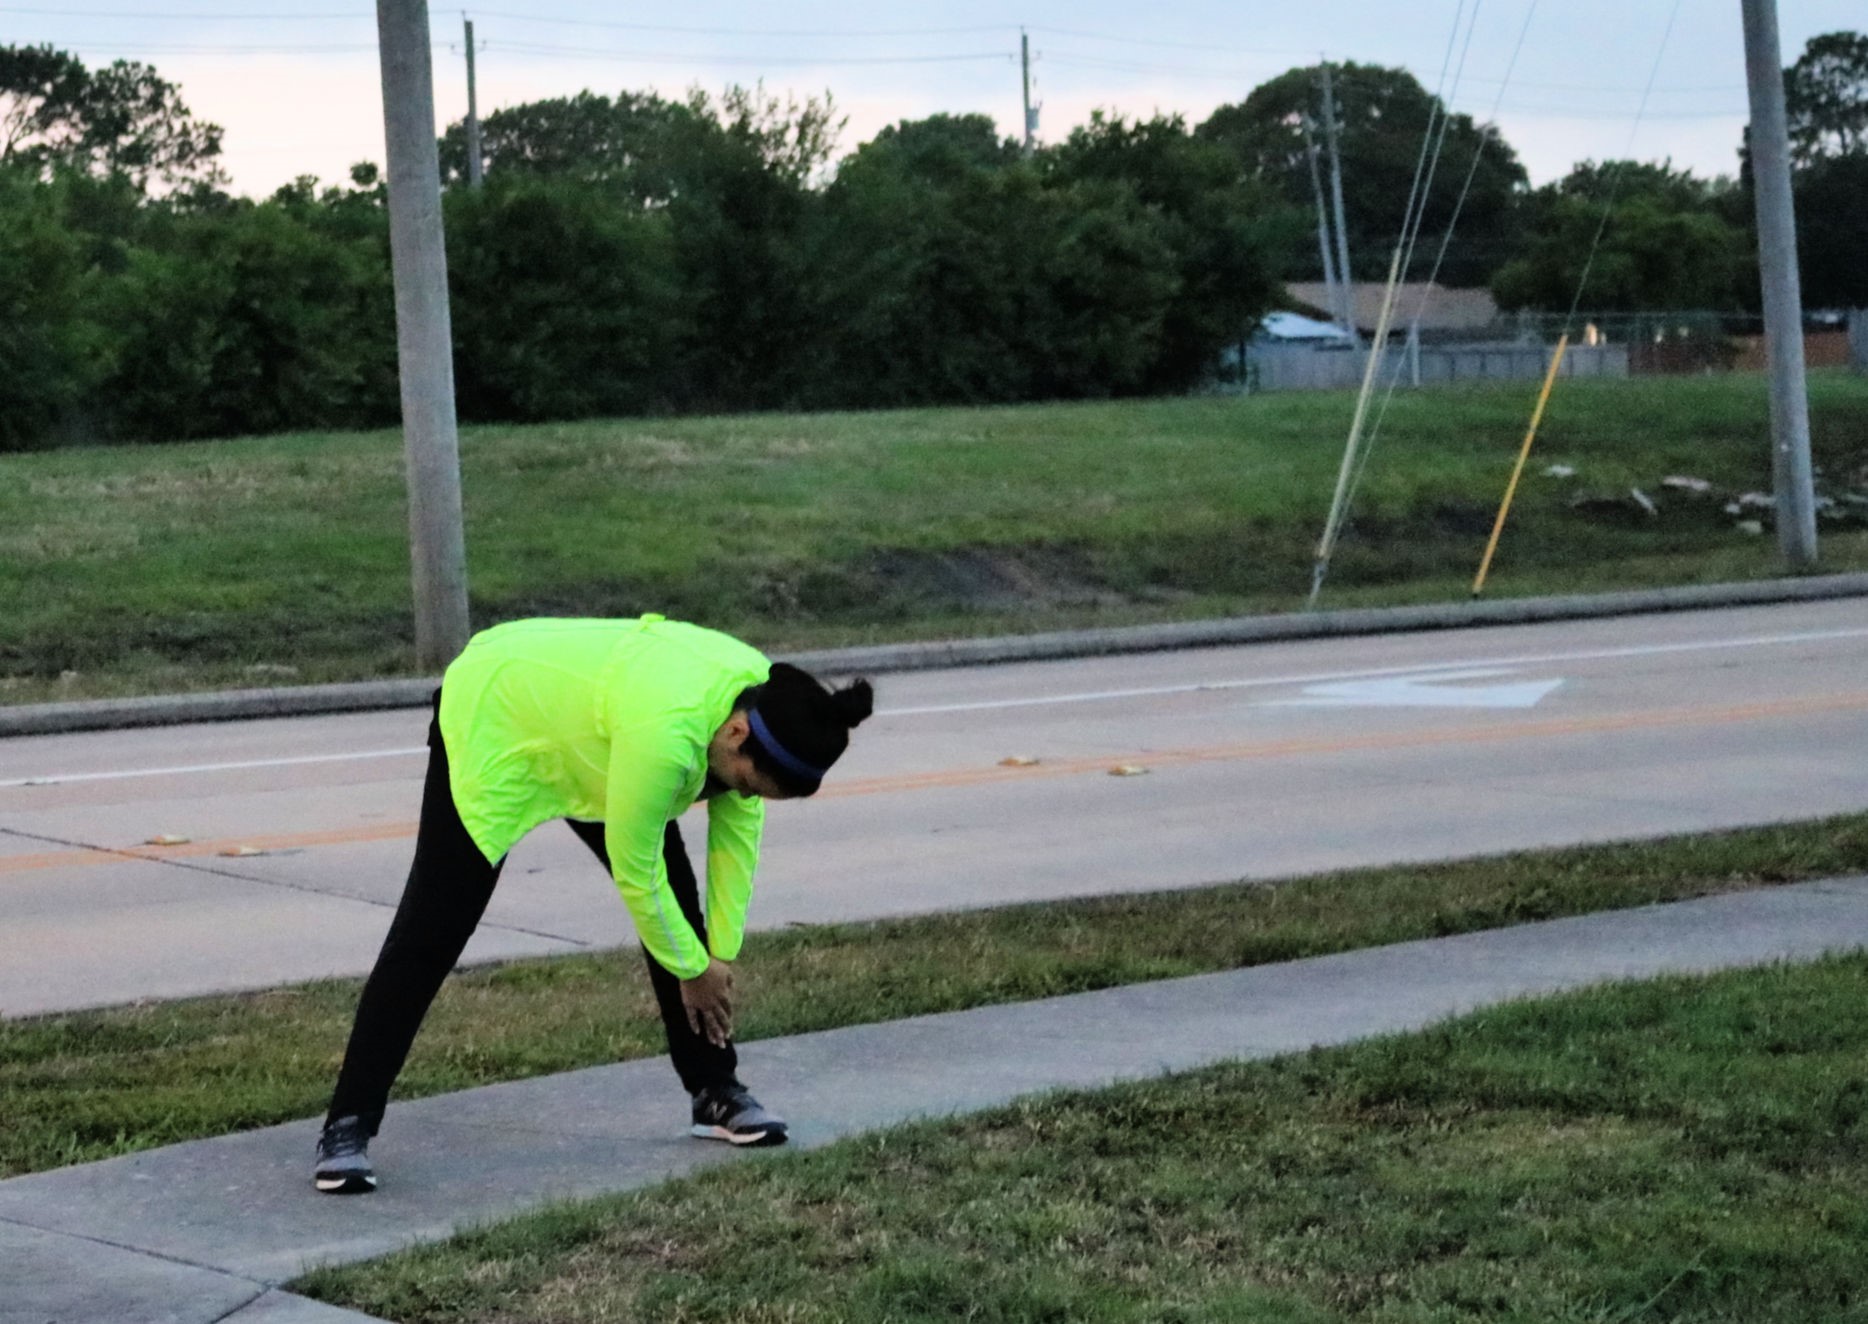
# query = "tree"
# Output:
<box><xmin>96</xmin><ymin>199</ymin><xmax>396</xmax><ymax>441</ymax></box>
<box><xmin>806</xmin><ymin>111</ymin><xmax>1294</xmax><ymax>407</ymax></box>
<box><xmin>0</xmin><ymin>44</ymin><xmax>224</xmax><ymax>191</ymax></box>
<box><xmin>809</xmin><ymin>134</ymin><xmax>1189</xmax><ymax>406</ymax></box>
<box><xmin>701</xmin><ymin>82</ymin><xmax>842</xmax><ymax>187</ymax></box>
<box><xmin>1490</xmin><ymin>162</ymin><xmax>1750</xmax><ymax>312</ymax></box>
<box><xmin>804</xmin><ymin>115</ymin><xmax>1029</xmax><ymax>406</ymax></box>
<box><xmin>1795</xmin><ymin>151</ymin><xmax>1868</xmax><ymax>307</ymax></box>
<box><xmin>834</xmin><ymin>112</ymin><xmax>1020</xmax><ymax>187</ymax></box>
<box><xmin>0</xmin><ymin>168</ymin><xmax>104</xmax><ymax>448</ymax></box>
<box><xmin>438</xmin><ymin>90</ymin><xmax>698</xmax><ymax>201</ymax></box>
<box><xmin>652</xmin><ymin>87</ymin><xmax>839</xmax><ymax>410</ymax></box>
<box><xmin>1784</xmin><ymin>30</ymin><xmax>1868</xmax><ymax>167</ymax></box>
<box><xmin>438</xmin><ymin>82</ymin><xmax>841</xmax><ymax>199</ymax></box>
<box><xmin>1047</xmin><ymin>112</ymin><xmax>1298</xmax><ymax>391</ymax></box>
<box><xmin>1550</xmin><ymin>159</ymin><xmax>1736</xmax><ymax>211</ymax></box>
<box><xmin>1198</xmin><ymin>62</ymin><xmax>1527</xmax><ymax>287</ymax></box>
<box><xmin>445</xmin><ymin>178</ymin><xmax>685</xmax><ymax>421</ymax></box>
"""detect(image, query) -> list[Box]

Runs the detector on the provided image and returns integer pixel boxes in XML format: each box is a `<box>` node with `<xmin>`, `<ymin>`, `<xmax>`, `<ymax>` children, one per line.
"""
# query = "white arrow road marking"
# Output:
<box><xmin>1267</xmin><ymin>667</ymin><xmax>1565</xmax><ymax>710</ymax></box>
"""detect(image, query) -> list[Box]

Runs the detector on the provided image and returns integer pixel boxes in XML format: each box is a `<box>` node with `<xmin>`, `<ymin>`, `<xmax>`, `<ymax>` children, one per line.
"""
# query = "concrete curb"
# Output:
<box><xmin>5</xmin><ymin>571</ymin><xmax>1867</xmax><ymax>738</ymax></box>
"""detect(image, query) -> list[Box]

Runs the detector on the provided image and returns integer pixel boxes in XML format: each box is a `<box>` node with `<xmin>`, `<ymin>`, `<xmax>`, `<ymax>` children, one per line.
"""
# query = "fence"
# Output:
<box><xmin>1732</xmin><ymin>329</ymin><xmax>1855</xmax><ymax>372</ymax></box>
<box><xmin>1228</xmin><ymin>309</ymin><xmax>1866</xmax><ymax>393</ymax></box>
<box><xmin>1234</xmin><ymin>340</ymin><xmax>1627</xmax><ymax>394</ymax></box>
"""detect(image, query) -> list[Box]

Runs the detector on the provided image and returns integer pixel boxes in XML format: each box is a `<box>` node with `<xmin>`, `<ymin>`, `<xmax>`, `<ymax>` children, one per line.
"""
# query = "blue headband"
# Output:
<box><xmin>748</xmin><ymin>708</ymin><xmax>829</xmax><ymax>782</ymax></box>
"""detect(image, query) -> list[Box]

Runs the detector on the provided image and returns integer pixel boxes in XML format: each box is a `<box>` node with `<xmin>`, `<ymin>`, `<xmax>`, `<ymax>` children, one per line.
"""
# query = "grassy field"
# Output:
<box><xmin>294</xmin><ymin>953</ymin><xmax>1868</xmax><ymax>1323</ymax></box>
<box><xmin>3</xmin><ymin>372</ymin><xmax>1865</xmax><ymax>704</ymax></box>
<box><xmin>4</xmin><ymin>811</ymin><xmax>1865</xmax><ymax>1179</ymax></box>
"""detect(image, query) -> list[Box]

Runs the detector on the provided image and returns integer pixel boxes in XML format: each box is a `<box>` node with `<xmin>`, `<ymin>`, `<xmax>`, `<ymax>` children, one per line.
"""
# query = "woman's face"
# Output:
<box><xmin>706</xmin><ymin>716</ymin><xmax>796</xmax><ymax>800</ymax></box>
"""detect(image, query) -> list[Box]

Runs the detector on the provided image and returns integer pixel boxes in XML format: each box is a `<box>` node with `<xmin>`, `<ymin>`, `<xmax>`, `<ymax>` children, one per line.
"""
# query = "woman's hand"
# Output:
<box><xmin>680</xmin><ymin>958</ymin><xmax>735</xmax><ymax>1048</ymax></box>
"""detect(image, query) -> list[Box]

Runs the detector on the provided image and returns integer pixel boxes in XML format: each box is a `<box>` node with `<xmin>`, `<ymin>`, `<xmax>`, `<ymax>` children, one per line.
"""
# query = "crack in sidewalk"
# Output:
<box><xmin>0</xmin><ymin>1208</ymin><xmax>274</xmax><ymax>1286</ymax></box>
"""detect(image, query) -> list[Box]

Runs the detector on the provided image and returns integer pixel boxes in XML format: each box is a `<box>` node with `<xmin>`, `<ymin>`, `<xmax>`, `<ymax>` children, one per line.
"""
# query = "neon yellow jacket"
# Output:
<box><xmin>437</xmin><ymin>615</ymin><xmax>770</xmax><ymax>979</ymax></box>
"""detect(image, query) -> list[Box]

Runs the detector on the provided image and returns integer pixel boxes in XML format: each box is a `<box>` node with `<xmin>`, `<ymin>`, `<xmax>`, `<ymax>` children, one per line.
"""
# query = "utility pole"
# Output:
<box><xmin>1740</xmin><ymin>0</ymin><xmax>1817</xmax><ymax>567</ymax></box>
<box><xmin>1320</xmin><ymin>63</ymin><xmax>1358</xmax><ymax>344</ymax></box>
<box><xmin>1020</xmin><ymin>29</ymin><xmax>1037</xmax><ymax>156</ymax></box>
<box><xmin>377</xmin><ymin>0</ymin><xmax>470</xmax><ymax>669</ymax></box>
<box><xmin>1300</xmin><ymin>115</ymin><xmax>1346</xmax><ymax>337</ymax></box>
<box><xmin>464</xmin><ymin>15</ymin><xmax>484</xmax><ymax>188</ymax></box>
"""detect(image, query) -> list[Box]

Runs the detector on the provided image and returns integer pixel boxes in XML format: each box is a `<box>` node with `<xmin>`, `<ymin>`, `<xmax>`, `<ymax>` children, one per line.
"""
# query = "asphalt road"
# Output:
<box><xmin>3</xmin><ymin>596</ymin><xmax>1865</xmax><ymax>1018</ymax></box>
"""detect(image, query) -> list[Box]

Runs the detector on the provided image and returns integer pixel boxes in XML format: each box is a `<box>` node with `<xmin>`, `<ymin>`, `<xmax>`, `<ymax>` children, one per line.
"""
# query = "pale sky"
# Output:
<box><xmin>9</xmin><ymin>1</ymin><xmax>1861</xmax><ymax>197</ymax></box>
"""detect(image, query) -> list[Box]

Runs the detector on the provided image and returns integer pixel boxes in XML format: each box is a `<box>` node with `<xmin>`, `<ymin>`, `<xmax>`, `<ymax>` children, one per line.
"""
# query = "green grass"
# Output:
<box><xmin>4</xmin><ymin>811</ymin><xmax>1867</xmax><ymax>1179</ymax></box>
<box><xmin>292</xmin><ymin>953</ymin><xmax>1868</xmax><ymax>1323</ymax></box>
<box><xmin>3</xmin><ymin>372</ymin><xmax>1865</xmax><ymax>703</ymax></box>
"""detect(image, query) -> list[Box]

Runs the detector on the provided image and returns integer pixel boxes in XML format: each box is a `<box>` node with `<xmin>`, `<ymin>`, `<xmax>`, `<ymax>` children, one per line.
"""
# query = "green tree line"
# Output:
<box><xmin>1</xmin><ymin>34</ymin><xmax>1863</xmax><ymax>452</ymax></box>
<box><xmin>0</xmin><ymin>75</ymin><xmax>1296</xmax><ymax>449</ymax></box>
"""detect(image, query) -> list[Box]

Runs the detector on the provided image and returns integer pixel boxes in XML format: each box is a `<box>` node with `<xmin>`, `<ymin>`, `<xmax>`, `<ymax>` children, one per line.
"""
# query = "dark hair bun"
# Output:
<box><xmin>742</xmin><ymin>664</ymin><xmax>873</xmax><ymax>796</ymax></box>
<box><xmin>831</xmin><ymin>679</ymin><xmax>874</xmax><ymax>728</ymax></box>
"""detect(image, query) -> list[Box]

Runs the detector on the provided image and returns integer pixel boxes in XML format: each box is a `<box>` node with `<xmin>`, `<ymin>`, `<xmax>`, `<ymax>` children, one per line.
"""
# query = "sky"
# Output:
<box><xmin>8</xmin><ymin>0</ymin><xmax>1862</xmax><ymax>198</ymax></box>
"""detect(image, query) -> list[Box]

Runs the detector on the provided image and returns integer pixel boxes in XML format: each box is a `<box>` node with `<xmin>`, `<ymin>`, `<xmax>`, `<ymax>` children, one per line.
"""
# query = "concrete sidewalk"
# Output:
<box><xmin>6</xmin><ymin>876</ymin><xmax>1868</xmax><ymax>1324</ymax></box>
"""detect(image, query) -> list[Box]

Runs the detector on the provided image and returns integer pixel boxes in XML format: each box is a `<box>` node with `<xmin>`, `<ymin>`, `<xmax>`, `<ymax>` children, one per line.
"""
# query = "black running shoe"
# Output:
<box><xmin>313</xmin><ymin>1115</ymin><xmax>377</xmax><ymax>1194</ymax></box>
<box><xmin>690</xmin><ymin>1084</ymin><xmax>788</xmax><ymax>1147</ymax></box>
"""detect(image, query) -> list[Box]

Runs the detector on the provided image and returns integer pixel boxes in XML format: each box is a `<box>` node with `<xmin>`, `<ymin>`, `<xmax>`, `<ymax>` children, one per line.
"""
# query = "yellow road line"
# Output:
<box><xmin>4</xmin><ymin>691</ymin><xmax>1865</xmax><ymax>878</ymax></box>
<box><xmin>822</xmin><ymin>690</ymin><xmax>1868</xmax><ymax>796</ymax></box>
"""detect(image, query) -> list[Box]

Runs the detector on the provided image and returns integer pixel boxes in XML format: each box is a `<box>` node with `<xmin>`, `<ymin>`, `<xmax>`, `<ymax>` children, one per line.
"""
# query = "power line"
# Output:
<box><xmin>45</xmin><ymin>41</ymin><xmax>380</xmax><ymax>54</ymax></box>
<box><xmin>1041</xmin><ymin>53</ymin><xmax>1270</xmax><ymax>82</ymax></box>
<box><xmin>0</xmin><ymin>8</ymin><xmax>1756</xmax><ymax>103</ymax></box>
<box><xmin>1309</xmin><ymin>0</ymin><xmax>1477</xmax><ymax>610</ymax></box>
<box><xmin>0</xmin><ymin>5</ymin><xmax>370</xmax><ymax>16</ymax></box>
<box><xmin>1459</xmin><ymin>73</ymin><xmax>1741</xmax><ymax>94</ymax></box>
<box><xmin>33</xmin><ymin>37</ymin><xmax>1750</xmax><ymax>108</ymax></box>
<box><xmin>1349</xmin><ymin>0</ymin><xmax>1546</xmax><ymax>544</ymax></box>
<box><xmin>0</xmin><ymin>5</ymin><xmax>1003</xmax><ymax>38</ymax></box>
<box><xmin>1026</xmin><ymin>24</ymin><xmax>1312</xmax><ymax>58</ymax></box>
<box><xmin>489</xmin><ymin>41</ymin><xmax>1012</xmax><ymax>68</ymax></box>
<box><xmin>469</xmin><ymin>10</ymin><xmax>1010</xmax><ymax>38</ymax></box>
<box><xmin>1452</xmin><ymin>102</ymin><xmax>1745</xmax><ymax>121</ymax></box>
<box><xmin>1564</xmin><ymin>0</ymin><xmax>1688</xmax><ymax>333</ymax></box>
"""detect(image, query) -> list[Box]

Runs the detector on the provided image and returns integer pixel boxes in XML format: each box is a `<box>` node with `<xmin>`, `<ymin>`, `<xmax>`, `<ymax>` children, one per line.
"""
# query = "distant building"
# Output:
<box><xmin>1285</xmin><ymin>281</ymin><xmax>1500</xmax><ymax>340</ymax></box>
<box><xmin>1214</xmin><ymin>282</ymin><xmax>1624</xmax><ymax>394</ymax></box>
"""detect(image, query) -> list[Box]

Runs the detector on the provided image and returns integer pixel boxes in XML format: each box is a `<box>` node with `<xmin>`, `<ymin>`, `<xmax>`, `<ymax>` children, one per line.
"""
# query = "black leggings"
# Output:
<box><xmin>324</xmin><ymin>709</ymin><xmax>738</xmax><ymax>1133</ymax></box>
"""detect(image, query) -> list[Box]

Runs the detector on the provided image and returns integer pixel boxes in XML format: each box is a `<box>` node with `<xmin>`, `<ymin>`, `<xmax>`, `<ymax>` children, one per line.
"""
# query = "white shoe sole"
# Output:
<box><xmin>315</xmin><ymin>1171</ymin><xmax>378</xmax><ymax>1193</ymax></box>
<box><xmin>689</xmin><ymin>1123</ymin><xmax>787</xmax><ymax>1147</ymax></box>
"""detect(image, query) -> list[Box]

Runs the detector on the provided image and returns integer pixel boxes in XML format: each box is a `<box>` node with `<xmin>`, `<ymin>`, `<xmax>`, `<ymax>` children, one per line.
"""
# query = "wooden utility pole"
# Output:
<box><xmin>377</xmin><ymin>0</ymin><xmax>470</xmax><ymax>668</ymax></box>
<box><xmin>1319</xmin><ymin>63</ymin><xmax>1357</xmax><ymax>341</ymax></box>
<box><xmin>464</xmin><ymin>16</ymin><xmax>484</xmax><ymax>188</ymax></box>
<box><xmin>1301</xmin><ymin>115</ymin><xmax>1346</xmax><ymax>336</ymax></box>
<box><xmin>1021</xmin><ymin>29</ymin><xmax>1036</xmax><ymax>156</ymax></box>
<box><xmin>1740</xmin><ymin>0</ymin><xmax>1818</xmax><ymax>567</ymax></box>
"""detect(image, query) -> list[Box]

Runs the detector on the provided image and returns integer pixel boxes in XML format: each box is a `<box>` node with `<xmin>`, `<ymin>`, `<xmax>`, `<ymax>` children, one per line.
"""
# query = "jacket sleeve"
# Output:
<box><xmin>703</xmin><ymin>792</ymin><xmax>765</xmax><ymax>962</ymax></box>
<box><xmin>603</xmin><ymin>732</ymin><xmax>710</xmax><ymax>980</ymax></box>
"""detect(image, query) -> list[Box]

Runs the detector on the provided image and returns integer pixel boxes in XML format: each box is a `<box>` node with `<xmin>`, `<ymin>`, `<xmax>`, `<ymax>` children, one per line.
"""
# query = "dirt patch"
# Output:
<box><xmin>764</xmin><ymin>543</ymin><xmax>1204</xmax><ymax>624</ymax></box>
<box><xmin>1427</xmin><ymin>500</ymin><xmax>1498</xmax><ymax>538</ymax></box>
<box><xmin>859</xmin><ymin>545</ymin><xmax>1135</xmax><ymax>614</ymax></box>
<box><xmin>481</xmin><ymin>544</ymin><xmax>1197</xmax><ymax>632</ymax></box>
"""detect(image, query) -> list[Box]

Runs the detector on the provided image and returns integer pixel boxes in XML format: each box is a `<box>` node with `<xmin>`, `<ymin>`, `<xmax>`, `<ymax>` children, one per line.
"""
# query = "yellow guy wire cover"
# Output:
<box><xmin>1473</xmin><ymin>332</ymin><xmax>1570</xmax><ymax>597</ymax></box>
